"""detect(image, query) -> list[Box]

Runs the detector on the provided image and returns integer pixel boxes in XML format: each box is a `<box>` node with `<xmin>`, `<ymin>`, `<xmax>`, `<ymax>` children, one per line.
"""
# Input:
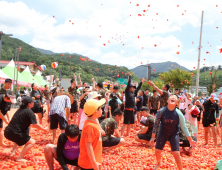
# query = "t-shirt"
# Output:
<box><xmin>100</xmin><ymin>117</ymin><xmax>118</xmax><ymax>141</ymax></box>
<box><xmin>97</xmin><ymin>89</ymin><xmax>106</xmax><ymax>99</ymax></box>
<box><xmin>143</xmin><ymin>94</ymin><xmax>148</xmax><ymax>106</ymax></box>
<box><xmin>179</xmin><ymin>103</ymin><xmax>185</xmax><ymax>110</ymax></box>
<box><xmin>149</xmin><ymin>96</ymin><xmax>160</xmax><ymax>110</ymax></box>
<box><xmin>68</xmin><ymin>86</ymin><xmax>78</xmax><ymax>101</ymax></box>
<box><xmin>179</xmin><ymin>119</ymin><xmax>192</xmax><ymax>141</ymax></box>
<box><xmin>0</xmin><ymin>95</ymin><xmax>11</xmax><ymax>115</ymax></box>
<box><xmin>30</xmin><ymin>90</ymin><xmax>41</xmax><ymax>107</ymax></box>
<box><xmin>63</xmin><ymin>139</ymin><xmax>80</xmax><ymax>160</ymax></box>
<box><xmin>108</xmin><ymin>99</ymin><xmax>118</xmax><ymax>115</ymax></box>
<box><xmin>160</xmin><ymin>91</ymin><xmax>169</xmax><ymax>109</ymax></box>
<box><xmin>78</xmin><ymin>120</ymin><xmax>102</xmax><ymax>169</ymax></box>
<box><xmin>7</xmin><ymin>107</ymin><xmax>37</xmax><ymax>133</ymax></box>
<box><xmin>43</xmin><ymin>89</ymin><xmax>51</xmax><ymax>100</ymax></box>
<box><xmin>136</xmin><ymin>96</ymin><xmax>143</xmax><ymax>111</ymax></box>
<box><xmin>0</xmin><ymin>88</ymin><xmax>7</xmax><ymax>95</ymax></box>
<box><xmin>203</xmin><ymin>100</ymin><xmax>219</xmax><ymax>119</ymax></box>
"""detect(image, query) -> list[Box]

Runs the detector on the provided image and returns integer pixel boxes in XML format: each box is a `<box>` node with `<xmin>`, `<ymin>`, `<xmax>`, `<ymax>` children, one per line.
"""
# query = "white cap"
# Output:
<box><xmin>87</xmin><ymin>91</ymin><xmax>101</xmax><ymax>101</ymax></box>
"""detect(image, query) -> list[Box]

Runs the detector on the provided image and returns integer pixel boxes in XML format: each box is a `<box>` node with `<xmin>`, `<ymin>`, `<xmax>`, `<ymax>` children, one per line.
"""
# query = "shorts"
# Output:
<box><xmin>56</xmin><ymin>156</ymin><xmax>78</xmax><ymax>166</ymax></box>
<box><xmin>190</xmin><ymin>125</ymin><xmax>198</xmax><ymax>133</ymax></box>
<box><xmin>50</xmin><ymin>114</ymin><xmax>68</xmax><ymax>130</ymax></box>
<box><xmin>180</xmin><ymin>136</ymin><xmax>197</xmax><ymax>147</ymax></box>
<box><xmin>155</xmin><ymin>133</ymin><xmax>179</xmax><ymax>151</ymax></box>
<box><xmin>70</xmin><ymin>100</ymin><xmax>78</xmax><ymax>113</ymax></box>
<box><xmin>202</xmin><ymin>117</ymin><xmax>216</xmax><ymax>127</ymax></box>
<box><xmin>0</xmin><ymin>119</ymin><xmax>3</xmax><ymax>128</ymax></box>
<box><xmin>4</xmin><ymin>127</ymin><xmax>30</xmax><ymax>146</ymax></box>
<box><xmin>32</xmin><ymin>106</ymin><xmax>41</xmax><ymax>113</ymax></box>
<box><xmin>150</xmin><ymin>109</ymin><xmax>158</xmax><ymax>115</ymax></box>
<box><xmin>80</xmin><ymin>167</ymin><xmax>93</xmax><ymax>170</ymax></box>
<box><xmin>123</xmin><ymin>109</ymin><xmax>134</xmax><ymax>125</ymax></box>
<box><xmin>102</xmin><ymin>137</ymin><xmax>121</xmax><ymax>147</ymax></box>
<box><xmin>137</xmin><ymin>134</ymin><xmax>152</xmax><ymax>141</ymax></box>
<box><xmin>197</xmin><ymin>112</ymin><xmax>201</xmax><ymax>122</ymax></box>
<box><xmin>45</xmin><ymin>100</ymin><xmax>50</xmax><ymax>106</ymax></box>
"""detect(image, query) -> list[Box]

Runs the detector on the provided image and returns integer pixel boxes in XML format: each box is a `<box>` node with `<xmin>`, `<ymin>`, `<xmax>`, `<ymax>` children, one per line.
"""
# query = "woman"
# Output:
<box><xmin>30</xmin><ymin>83</ymin><xmax>43</xmax><ymax>124</ymax></box>
<box><xmin>184</xmin><ymin>93</ymin><xmax>192</xmax><ymax>120</ymax></box>
<box><xmin>78</xmin><ymin>85</ymin><xmax>90</xmax><ymax>125</ymax></box>
<box><xmin>4</xmin><ymin>96</ymin><xmax>47</xmax><ymax>162</ymax></box>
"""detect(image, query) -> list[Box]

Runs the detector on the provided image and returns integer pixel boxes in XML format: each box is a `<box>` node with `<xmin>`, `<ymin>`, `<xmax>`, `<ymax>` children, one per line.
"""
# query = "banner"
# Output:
<box><xmin>117</xmin><ymin>78</ymin><xmax>128</xmax><ymax>85</ymax></box>
<box><xmin>45</xmin><ymin>75</ymin><xmax>54</xmax><ymax>82</ymax></box>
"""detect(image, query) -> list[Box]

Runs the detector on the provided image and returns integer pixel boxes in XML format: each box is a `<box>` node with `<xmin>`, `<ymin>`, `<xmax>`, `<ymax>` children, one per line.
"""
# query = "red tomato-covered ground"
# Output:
<box><xmin>0</xmin><ymin>108</ymin><xmax>221</xmax><ymax>170</ymax></box>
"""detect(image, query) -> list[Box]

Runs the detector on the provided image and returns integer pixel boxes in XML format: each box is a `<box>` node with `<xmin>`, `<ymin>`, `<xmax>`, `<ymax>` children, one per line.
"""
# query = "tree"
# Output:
<box><xmin>198</xmin><ymin>90</ymin><xmax>202</xmax><ymax>97</ymax></box>
<box><xmin>159</xmin><ymin>68</ymin><xmax>192</xmax><ymax>89</ymax></box>
<box><xmin>142</xmin><ymin>79</ymin><xmax>164</xmax><ymax>92</ymax></box>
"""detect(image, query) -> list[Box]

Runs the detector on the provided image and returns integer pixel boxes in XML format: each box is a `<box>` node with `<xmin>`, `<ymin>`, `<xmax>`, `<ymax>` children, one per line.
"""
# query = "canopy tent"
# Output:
<box><xmin>0</xmin><ymin>69</ymin><xmax>10</xmax><ymax>84</ymax></box>
<box><xmin>21</xmin><ymin>66</ymin><xmax>41</xmax><ymax>87</ymax></box>
<box><xmin>2</xmin><ymin>59</ymin><xmax>30</xmax><ymax>87</ymax></box>
<box><xmin>34</xmin><ymin>70</ymin><xmax>49</xmax><ymax>87</ymax></box>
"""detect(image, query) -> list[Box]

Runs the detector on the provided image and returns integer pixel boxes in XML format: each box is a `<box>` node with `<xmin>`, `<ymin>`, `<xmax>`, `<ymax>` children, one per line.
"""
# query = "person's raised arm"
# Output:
<box><xmin>126</xmin><ymin>73</ymin><xmax>132</xmax><ymax>90</ymax></box>
<box><xmin>92</xmin><ymin>78</ymin><xmax>96</xmax><ymax>91</ymax></box>
<box><xmin>135</xmin><ymin>78</ymin><xmax>145</xmax><ymax>95</ymax></box>
<box><xmin>78</xmin><ymin>73</ymin><xmax>82</xmax><ymax>88</ymax></box>
<box><xmin>79</xmin><ymin>92</ymin><xmax>89</xmax><ymax>101</ymax></box>
<box><xmin>148</xmin><ymin>81</ymin><xmax>163</xmax><ymax>95</ymax></box>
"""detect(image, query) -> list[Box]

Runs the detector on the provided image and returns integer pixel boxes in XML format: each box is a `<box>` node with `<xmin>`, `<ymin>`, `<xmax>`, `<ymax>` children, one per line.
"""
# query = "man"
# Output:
<box><xmin>43</xmin><ymin>85</ymin><xmax>52</xmax><ymax>114</ymax></box>
<box><xmin>148</xmin><ymin>81</ymin><xmax>170</xmax><ymax>109</ymax></box>
<box><xmin>24</xmin><ymin>87</ymin><xmax>28</xmax><ymax>96</ymax></box>
<box><xmin>192</xmin><ymin>96</ymin><xmax>198</xmax><ymax>105</ymax></box>
<box><xmin>100</xmin><ymin>109</ymin><xmax>125</xmax><ymax>152</ymax></box>
<box><xmin>149</xmin><ymin>95</ymin><xmax>196</xmax><ymax>170</ymax></box>
<box><xmin>143</xmin><ymin>89</ymin><xmax>149</xmax><ymax>107</ymax></box>
<box><xmin>0</xmin><ymin>78</ymin><xmax>12</xmax><ymax>94</ymax></box>
<box><xmin>135</xmin><ymin>107</ymin><xmax>155</xmax><ymax>143</ymax></box>
<box><xmin>44</xmin><ymin>124</ymin><xmax>80</xmax><ymax>170</ymax></box>
<box><xmin>0</xmin><ymin>91</ymin><xmax>16</xmax><ymax>147</ymax></box>
<box><xmin>50</xmin><ymin>83</ymin><xmax>55</xmax><ymax>91</ymax></box>
<box><xmin>68</xmin><ymin>73</ymin><xmax>82</xmax><ymax>125</ymax></box>
<box><xmin>202</xmin><ymin>93</ymin><xmax>219</xmax><ymax>146</ymax></box>
<box><xmin>112</xmin><ymin>86</ymin><xmax>122</xmax><ymax>100</ymax></box>
<box><xmin>48</xmin><ymin>92</ymin><xmax>74</xmax><ymax>143</ymax></box>
<box><xmin>121</xmin><ymin>73</ymin><xmax>145</xmax><ymax>136</ymax></box>
<box><xmin>149</xmin><ymin>90</ymin><xmax>160</xmax><ymax>115</ymax></box>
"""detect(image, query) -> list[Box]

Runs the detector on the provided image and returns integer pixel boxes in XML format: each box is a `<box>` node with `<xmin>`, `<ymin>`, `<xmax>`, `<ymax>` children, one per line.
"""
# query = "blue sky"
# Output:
<box><xmin>1</xmin><ymin>0</ymin><xmax>222</xmax><ymax>70</ymax></box>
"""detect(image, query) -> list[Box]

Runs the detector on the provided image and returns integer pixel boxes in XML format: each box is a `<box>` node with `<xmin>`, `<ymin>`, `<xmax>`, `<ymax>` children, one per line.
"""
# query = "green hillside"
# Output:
<box><xmin>1</xmin><ymin>36</ymin><xmax>140</xmax><ymax>83</ymax></box>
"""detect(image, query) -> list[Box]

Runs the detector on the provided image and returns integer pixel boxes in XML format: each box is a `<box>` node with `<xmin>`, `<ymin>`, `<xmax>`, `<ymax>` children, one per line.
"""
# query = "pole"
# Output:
<box><xmin>59</xmin><ymin>69</ymin><xmax>62</xmax><ymax>87</ymax></box>
<box><xmin>16</xmin><ymin>50</ymin><xmax>19</xmax><ymax>96</ymax></box>
<box><xmin>147</xmin><ymin>60</ymin><xmax>149</xmax><ymax>80</ymax></box>
<box><xmin>50</xmin><ymin>67</ymin><xmax>52</xmax><ymax>87</ymax></box>
<box><xmin>0</xmin><ymin>34</ymin><xmax>2</xmax><ymax>62</ymax></box>
<box><xmin>195</xmin><ymin>11</ymin><xmax>204</xmax><ymax>96</ymax></box>
<box><xmin>13</xmin><ymin>49</ymin><xmax>18</xmax><ymax>93</ymax></box>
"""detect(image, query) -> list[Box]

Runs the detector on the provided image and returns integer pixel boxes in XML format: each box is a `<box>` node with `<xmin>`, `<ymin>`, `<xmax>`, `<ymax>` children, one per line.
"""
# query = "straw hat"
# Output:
<box><xmin>58</xmin><ymin>92</ymin><xmax>74</xmax><ymax>104</ymax></box>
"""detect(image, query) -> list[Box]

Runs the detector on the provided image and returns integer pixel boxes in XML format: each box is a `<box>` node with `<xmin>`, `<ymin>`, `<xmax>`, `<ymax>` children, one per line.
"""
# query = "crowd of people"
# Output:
<box><xmin>0</xmin><ymin>72</ymin><xmax>221</xmax><ymax>170</ymax></box>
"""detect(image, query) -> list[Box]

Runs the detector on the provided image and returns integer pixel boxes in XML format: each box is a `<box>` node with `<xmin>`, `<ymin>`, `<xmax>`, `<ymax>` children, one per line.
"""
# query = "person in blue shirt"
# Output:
<box><xmin>149</xmin><ymin>95</ymin><xmax>196</xmax><ymax>170</ymax></box>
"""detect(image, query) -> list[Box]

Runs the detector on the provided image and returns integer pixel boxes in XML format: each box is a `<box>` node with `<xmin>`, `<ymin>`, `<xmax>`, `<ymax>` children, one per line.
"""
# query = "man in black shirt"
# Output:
<box><xmin>121</xmin><ymin>73</ymin><xmax>145</xmax><ymax>136</ymax></box>
<box><xmin>0</xmin><ymin>91</ymin><xmax>16</xmax><ymax>147</ymax></box>
<box><xmin>143</xmin><ymin>89</ymin><xmax>149</xmax><ymax>107</ymax></box>
<box><xmin>4</xmin><ymin>96</ymin><xmax>47</xmax><ymax>162</ymax></box>
<box><xmin>0</xmin><ymin>78</ymin><xmax>12</xmax><ymax>95</ymax></box>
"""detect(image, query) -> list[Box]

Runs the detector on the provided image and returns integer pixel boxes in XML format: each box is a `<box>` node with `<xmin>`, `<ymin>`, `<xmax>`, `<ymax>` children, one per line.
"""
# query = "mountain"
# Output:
<box><xmin>1</xmin><ymin>36</ymin><xmax>140</xmax><ymax>83</ymax></box>
<box><xmin>131</xmin><ymin>61</ymin><xmax>190</xmax><ymax>78</ymax></box>
<box><xmin>36</xmin><ymin>48</ymin><xmax>55</xmax><ymax>55</ymax></box>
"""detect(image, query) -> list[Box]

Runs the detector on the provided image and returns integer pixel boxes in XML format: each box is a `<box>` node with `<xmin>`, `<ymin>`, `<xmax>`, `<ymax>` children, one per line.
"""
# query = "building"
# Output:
<box><xmin>187</xmin><ymin>86</ymin><xmax>207</xmax><ymax>95</ymax></box>
<box><xmin>0</xmin><ymin>60</ymin><xmax>41</xmax><ymax>75</ymax></box>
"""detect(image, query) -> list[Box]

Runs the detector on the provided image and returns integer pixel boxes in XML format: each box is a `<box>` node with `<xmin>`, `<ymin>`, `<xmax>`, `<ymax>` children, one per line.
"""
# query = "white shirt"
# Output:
<box><xmin>179</xmin><ymin>102</ymin><xmax>185</xmax><ymax>110</ymax></box>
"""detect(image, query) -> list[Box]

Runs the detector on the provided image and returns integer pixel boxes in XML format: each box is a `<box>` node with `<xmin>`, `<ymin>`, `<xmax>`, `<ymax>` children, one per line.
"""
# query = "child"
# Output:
<box><xmin>179</xmin><ymin>99</ymin><xmax>185</xmax><ymax>110</ymax></box>
<box><xmin>187</xmin><ymin>104</ymin><xmax>199</xmax><ymax>138</ymax></box>
<box><xmin>78</xmin><ymin>98</ymin><xmax>106</xmax><ymax>170</ymax></box>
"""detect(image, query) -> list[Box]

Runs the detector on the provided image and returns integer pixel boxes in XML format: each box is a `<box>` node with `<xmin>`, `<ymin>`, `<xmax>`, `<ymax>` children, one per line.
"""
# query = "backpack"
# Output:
<box><xmin>191</xmin><ymin>108</ymin><xmax>199</xmax><ymax>118</ymax></box>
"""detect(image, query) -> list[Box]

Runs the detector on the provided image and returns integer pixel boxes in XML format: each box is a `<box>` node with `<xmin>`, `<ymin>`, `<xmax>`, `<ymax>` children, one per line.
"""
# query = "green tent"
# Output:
<box><xmin>21</xmin><ymin>66</ymin><xmax>41</xmax><ymax>87</ymax></box>
<box><xmin>2</xmin><ymin>60</ymin><xmax>30</xmax><ymax>87</ymax></box>
<box><xmin>34</xmin><ymin>70</ymin><xmax>49</xmax><ymax>87</ymax></box>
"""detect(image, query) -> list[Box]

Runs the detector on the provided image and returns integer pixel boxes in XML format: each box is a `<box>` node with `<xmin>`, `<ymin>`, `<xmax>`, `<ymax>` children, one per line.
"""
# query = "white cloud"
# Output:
<box><xmin>1</xmin><ymin>0</ymin><xmax>222</xmax><ymax>69</ymax></box>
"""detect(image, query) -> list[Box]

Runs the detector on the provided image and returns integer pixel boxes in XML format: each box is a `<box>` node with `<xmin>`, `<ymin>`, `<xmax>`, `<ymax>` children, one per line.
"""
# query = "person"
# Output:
<box><xmin>4</xmin><ymin>96</ymin><xmax>47</xmax><ymax>162</ymax></box>
<box><xmin>148</xmin><ymin>81</ymin><xmax>170</xmax><ymax>109</ymax></box>
<box><xmin>30</xmin><ymin>83</ymin><xmax>44</xmax><ymax>124</ymax></box>
<box><xmin>20</xmin><ymin>88</ymin><xmax>25</xmax><ymax>97</ymax></box>
<box><xmin>0</xmin><ymin>78</ymin><xmax>12</xmax><ymax>94</ymax></box>
<box><xmin>195</xmin><ymin>100</ymin><xmax>203</xmax><ymax>130</ymax></box>
<box><xmin>50</xmin><ymin>83</ymin><xmax>56</xmax><ymax>91</ymax></box>
<box><xmin>108</xmin><ymin>93</ymin><xmax>119</xmax><ymax>117</ymax></box>
<box><xmin>79</xmin><ymin>85</ymin><xmax>90</xmax><ymax>124</ymax></box>
<box><xmin>100</xmin><ymin>109</ymin><xmax>125</xmax><ymax>152</ymax></box>
<box><xmin>187</xmin><ymin>104</ymin><xmax>199</xmax><ymax>138</ymax></box>
<box><xmin>149</xmin><ymin>90</ymin><xmax>160</xmax><ymax>115</ymax></box>
<box><xmin>179</xmin><ymin>109</ymin><xmax>197</xmax><ymax>156</ymax></box>
<box><xmin>112</xmin><ymin>86</ymin><xmax>122</xmax><ymax>100</ymax></box>
<box><xmin>184</xmin><ymin>93</ymin><xmax>192</xmax><ymax>120</ymax></box>
<box><xmin>121</xmin><ymin>73</ymin><xmax>145</xmax><ymax>136</ymax></box>
<box><xmin>149</xmin><ymin>95</ymin><xmax>196</xmax><ymax>170</ymax></box>
<box><xmin>179</xmin><ymin>99</ymin><xmax>185</xmax><ymax>110</ymax></box>
<box><xmin>44</xmin><ymin>124</ymin><xmax>80</xmax><ymax>170</ymax></box>
<box><xmin>68</xmin><ymin>73</ymin><xmax>82</xmax><ymax>125</ymax></box>
<box><xmin>78</xmin><ymin>98</ymin><xmax>106</xmax><ymax>170</ymax></box>
<box><xmin>24</xmin><ymin>87</ymin><xmax>28</xmax><ymax>96</ymax></box>
<box><xmin>174</xmin><ymin>89</ymin><xmax>180</xmax><ymax>108</ymax></box>
<box><xmin>0</xmin><ymin>91</ymin><xmax>16</xmax><ymax>147</ymax></box>
<box><xmin>51</xmin><ymin>85</ymin><xmax>60</xmax><ymax>101</ymax></box>
<box><xmin>43</xmin><ymin>85</ymin><xmax>52</xmax><ymax>114</ymax></box>
<box><xmin>192</xmin><ymin>96</ymin><xmax>198</xmax><ymax>105</ymax></box>
<box><xmin>143</xmin><ymin>89</ymin><xmax>149</xmax><ymax>107</ymax></box>
<box><xmin>135</xmin><ymin>107</ymin><xmax>155</xmax><ymax>144</ymax></box>
<box><xmin>136</xmin><ymin>90</ymin><xmax>144</xmax><ymax>124</ymax></box>
<box><xmin>48</xmin><ymin>92</ymin><xmax>74</xmax><ymax>144</ymax></box>
<box><xmin>202</xmin><ymin>93</ymin><xmax>219</xmax><ymax>146</ymax></box>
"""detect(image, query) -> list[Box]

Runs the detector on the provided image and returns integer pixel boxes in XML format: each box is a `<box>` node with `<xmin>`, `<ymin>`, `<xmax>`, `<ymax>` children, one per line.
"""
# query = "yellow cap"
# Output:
<box><xmin>84</xmin><ymin>98</ymin><xmax>106</xmax><ymax>116</ymax></box>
